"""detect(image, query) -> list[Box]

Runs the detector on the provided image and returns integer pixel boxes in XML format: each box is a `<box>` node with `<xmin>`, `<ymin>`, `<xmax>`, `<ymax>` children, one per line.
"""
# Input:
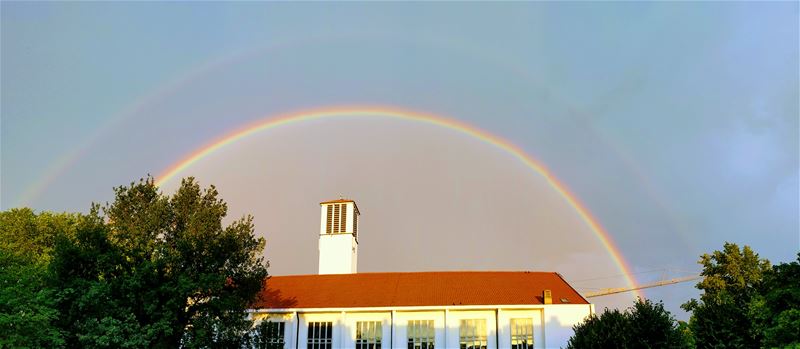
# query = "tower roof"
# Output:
<box><xmin>251</xmin><ymin>271</ymin><xmax>588</xmax><ymax>310</ymax></box>
<box><xmin>319</xmin><ymin>199</ymin><xmax>359</xmax><ymax>214</ymax></box>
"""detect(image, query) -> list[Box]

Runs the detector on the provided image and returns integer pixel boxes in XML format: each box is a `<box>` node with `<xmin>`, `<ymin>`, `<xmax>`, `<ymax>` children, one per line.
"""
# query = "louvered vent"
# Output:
<box><xmin>341</xmin><ymin>204</ymin><xmax>347</xmax><ymax>233</ymax></box>
<box><xmin>326</xmin><ymin>205</ymin><xmax>332</xmax><ymax>234</ymax></box>
<box><xmin>333</xmin><ymin>204</ymin><xmax>340</xmax><ymax>233</ymax></box>
<box><xmin>322</xmin><ymin>202</ymin><xmax>357</xmax><ymax>235</ymax></box>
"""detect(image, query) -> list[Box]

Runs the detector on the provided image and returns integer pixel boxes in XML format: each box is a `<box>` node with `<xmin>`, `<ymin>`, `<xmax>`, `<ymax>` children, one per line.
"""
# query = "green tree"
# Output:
<box><xmin>750</xmin><ymin>253</ymin><xmax>800</xmax><ymax>348</ymax></box>
<box><xmin>0</xmin><ymin>208</ymin><xmax>81</xmax><ymax>265</ymax></box>
<box><xmin>682</xmin><ymin>242</ymin><xmax>771</xmax><ymax>348</ymax></box>
<box><xmin>676</xmin><ymin>321</ymin><xmax>695</xmax><ymax>349</ymax></box>
<box><xmin>49</xmin><ymin>177</ymin><xmax>268</xmax><ymax>348</ymax></box>
<box><xmin>566</xmin><ymin>298</ymin><xmax>688</xmax><ymax>349</ymax></box>
<box><xmin>0</xmin><ymin>208</ymin><xmax>81</xmax><ymax>348</ymax></box>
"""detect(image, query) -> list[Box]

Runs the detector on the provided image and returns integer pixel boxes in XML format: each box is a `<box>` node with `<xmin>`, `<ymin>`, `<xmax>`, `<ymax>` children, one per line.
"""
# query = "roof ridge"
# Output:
<box><xmin>554</xmin><ymin>272</ymin><xmax>591</xmax><ymax>304</ymax></box>
<box><xmin>269</xmin><ymin>270</ymin><xmax>558</xmax><ymax>277</ymax></box>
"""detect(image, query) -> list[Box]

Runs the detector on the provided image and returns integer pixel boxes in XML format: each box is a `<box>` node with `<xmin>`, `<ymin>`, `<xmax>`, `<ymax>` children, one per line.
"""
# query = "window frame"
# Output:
<box><xmin>459</xmin><ymin>319</ymin><xmax>488</xmax><ymax>349</ymax></box>
<box><xmin>306</xmin><ymin>321</ymin><xmax>333</xmax><ymax>349</ymax></box>
<box><xmin>510</xmin><ymin>318</ymin><xmax>534</xmax><ymax>349</ymax></box>
<box><xmin>355</xmin><ymin>320</ymin><xmax>382</xmax><ymax>349</ymax></box>
<box><xmin>407</xmin><ymin>319</ymin><xmax>435</xmax><ymax>349</ymax></box>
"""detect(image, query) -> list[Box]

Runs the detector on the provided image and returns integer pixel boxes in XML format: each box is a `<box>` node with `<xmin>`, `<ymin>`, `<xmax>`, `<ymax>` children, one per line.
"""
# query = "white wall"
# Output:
<box><xmin>318</xmin><ymin>234</ymin><xmax>357</xmax><ymax>274</ymax></box>
<box><xmin>254</xmin><ymin>304</ymin><xmax>592</xmax><ymax>349</ymax></box>
<box><xmin>542</xmin><ymin>304</ymin><xmax>594</xmax><ymax>349</ymax></box>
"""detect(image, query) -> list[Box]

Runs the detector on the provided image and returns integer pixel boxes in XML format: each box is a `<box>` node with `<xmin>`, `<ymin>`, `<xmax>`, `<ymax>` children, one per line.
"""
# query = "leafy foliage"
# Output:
<box><xmin>0</xmin><ymin>251</ymin><xmax>64</xmax><ymax>348</ymax></box>
<box><xmin>676</xmin><ymin>321</ymin><xmax>695</xmax><ymax>349</ymax></box>
<box><xmin>682</xmin><ymin>242</ymin><xmax>771</xmax><ymax>348</ymax></box>
<box><xmin>0</xmin><ymin>208</ymin><xmax>81</xmax><ymax>264</ymax></box>
<box><xmin>688</xmin><ymin>242</ymin><xmax>771</xmax><ymax>306</ymax></box>
<box><xmin>566</xmin><ymin>298</ymin><xmax>688</xmax><ymax>349</ymax></box>
<box><xmin>750</xmin><ymin>253</ymin><xmax>800</xmax><ymax>348</ymax></box>
<box><xmin>49</xmin><ymin>177</ymin><xmax>268</xmax><ymax>348</ymax></box>
<box><xmin>0</xmin><ymin>208</ymin><xmax>81</xmax><ymax>348</ymax></box>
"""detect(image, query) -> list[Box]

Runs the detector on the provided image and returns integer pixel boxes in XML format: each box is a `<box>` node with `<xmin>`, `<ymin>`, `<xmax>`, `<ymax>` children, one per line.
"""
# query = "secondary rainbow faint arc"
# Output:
<box><xmin>155</xmin><ymin>106</ymin><xmax>642</xmax><ymax>299</ymax></box>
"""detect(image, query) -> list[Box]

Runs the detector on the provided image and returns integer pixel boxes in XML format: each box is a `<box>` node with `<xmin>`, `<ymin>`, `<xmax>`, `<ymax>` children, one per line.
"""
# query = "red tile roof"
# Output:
<box><xmin>251</xmin><ymin>271</ymin><xmax>588</xmax><ymax>309</ymax></box>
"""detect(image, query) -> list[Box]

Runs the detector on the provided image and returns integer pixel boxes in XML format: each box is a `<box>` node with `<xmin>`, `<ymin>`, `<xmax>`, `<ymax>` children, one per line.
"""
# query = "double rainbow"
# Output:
<box><xmin>155</xmin><ymin>106</ymin><xmax>641</xmax><ymax>298</ymax></box>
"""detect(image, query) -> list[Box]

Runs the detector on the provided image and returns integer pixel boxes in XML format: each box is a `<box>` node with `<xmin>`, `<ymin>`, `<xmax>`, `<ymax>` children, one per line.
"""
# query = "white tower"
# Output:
<box><xmin>318</xmin><ymin>199</ymin><xmax>359</xmax><ymax>274</ymax></box>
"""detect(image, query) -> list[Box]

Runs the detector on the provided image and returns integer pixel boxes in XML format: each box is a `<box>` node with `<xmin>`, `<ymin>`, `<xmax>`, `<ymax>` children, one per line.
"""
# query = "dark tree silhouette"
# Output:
<box><xmin>49</xmin><ymin>177</ymin><xmax>268</xmax><ymax>348</ymax></box>
<box><xmin>567</xmin><ymin>299</ymin><xmax>688</xmax><ymax>349</ymax></box>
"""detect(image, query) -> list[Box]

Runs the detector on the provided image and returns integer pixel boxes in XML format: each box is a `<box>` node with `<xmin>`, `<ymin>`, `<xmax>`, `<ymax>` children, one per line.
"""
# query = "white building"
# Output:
<box><xmin>249</xmin><ymin>199</ymin><xmax>593</xmax><ymax>349</ymax></box>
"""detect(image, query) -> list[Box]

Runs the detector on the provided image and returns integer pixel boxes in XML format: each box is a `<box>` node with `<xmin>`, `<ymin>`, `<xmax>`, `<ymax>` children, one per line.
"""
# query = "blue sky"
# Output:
<box><xmin>2</xmin><ymin>2</ymin><xmax>798</xmax><ymax>316</ymax></box>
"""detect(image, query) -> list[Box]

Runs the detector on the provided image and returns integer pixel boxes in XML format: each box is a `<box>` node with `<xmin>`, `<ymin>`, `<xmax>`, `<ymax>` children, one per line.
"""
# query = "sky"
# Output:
<box><xmin>2</xmin><ymin>2</ymin><xmax>798</xmax><ymax>318</ymax></box>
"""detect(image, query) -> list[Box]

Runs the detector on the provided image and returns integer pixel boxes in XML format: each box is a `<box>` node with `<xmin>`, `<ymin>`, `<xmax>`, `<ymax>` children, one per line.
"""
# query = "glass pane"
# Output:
<box><xmin>427</xmin><ymin>321</ymin><xmax>434</xmax><ymax>340</ymax></box>
<box><xmin>369</xmin><ymin>321</ymin><xmax>374</xmax><ymax>340</ymax></box>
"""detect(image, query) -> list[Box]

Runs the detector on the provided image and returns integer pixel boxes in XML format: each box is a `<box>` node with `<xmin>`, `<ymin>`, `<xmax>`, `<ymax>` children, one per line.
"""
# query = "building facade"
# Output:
<box><xmin>248</xmin><ymin>200</ymin><xmax>593</xmax><ymax>349</ymax></box>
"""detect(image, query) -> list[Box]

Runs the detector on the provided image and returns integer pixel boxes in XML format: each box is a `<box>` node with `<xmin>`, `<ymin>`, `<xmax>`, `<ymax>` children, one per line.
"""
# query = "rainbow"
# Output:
<box><xmin>155</xmin><ymin>106</ymin><xmax>641</xmax><ymax>299</ymax></box>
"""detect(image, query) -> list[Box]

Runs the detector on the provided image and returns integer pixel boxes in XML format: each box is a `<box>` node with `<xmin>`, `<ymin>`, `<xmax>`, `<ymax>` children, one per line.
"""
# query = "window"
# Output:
<box><xmin>510</xmin><ymin>318</ymin><xmax>534</xmax><ymax>349</ymax></box>
<box><xmin>355</xmin><ymin>321</ymin><xmax>382</xmax><ymax>349</ymax></box>
<box><xmin>307</xmin><ymin>321</ymin><xmax>332</xmax><ymax>349</ymax></box>
<box><xmin>252</xmin><ymin>321</ymin><xmax>285</xmax><ymax>349</ymax></box>
<box><xmin>407</xmin><ymin>320</ymin><xmax>434</xmax><ymax>349</ymax></box>
<box><xmin>459</xmin><ymin>319</ymin><xmax>487</xmax><ymax>349</ymax></box>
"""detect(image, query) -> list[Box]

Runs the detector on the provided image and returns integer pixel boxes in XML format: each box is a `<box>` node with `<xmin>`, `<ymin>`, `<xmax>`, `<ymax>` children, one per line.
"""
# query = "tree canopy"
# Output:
<box><xmin>49</xmin><ymin>177</ymin><xmax>269</xmax><ymax>348</ymax></box>
<box><xmin>682</xmin><ymin>242</ymin><xmax>772</xmax><ymax>348</ymax></box>
<box><xmin>0</xmin><ymin>208</ymin><xmax>81</xmax><ymax>264</ymax></box>
<box><xmin>0</xmin><ymin>208</ymin><xmax>81</xmax><ymax>348</ymax></box>
<box><xmin>566</xmin><ymin>298</ymin><xmax>689</xmax><ymax>349</ymax></box>
<box><xmin>750</xmin><ymin>253</ymin><xmax>800</xmax><ymax>348</ymax></box>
